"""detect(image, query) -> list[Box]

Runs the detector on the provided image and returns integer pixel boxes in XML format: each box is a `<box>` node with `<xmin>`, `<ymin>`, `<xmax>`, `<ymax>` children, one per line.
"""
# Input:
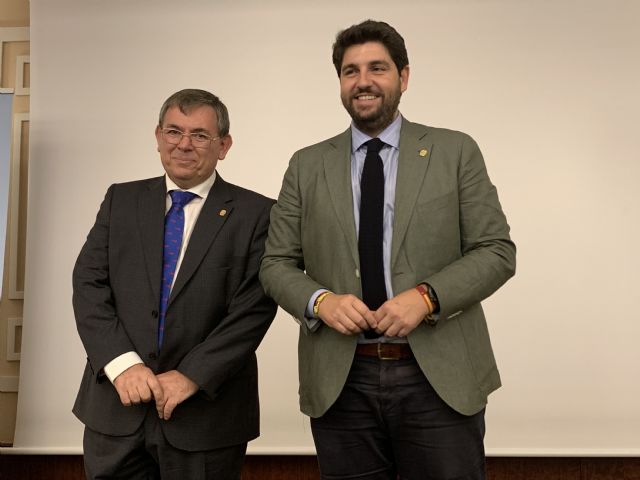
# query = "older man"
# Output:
<box><xmin>73</xmin><ymin>89</ymin><xmax>276</xmax><ymax>480</ymax></box>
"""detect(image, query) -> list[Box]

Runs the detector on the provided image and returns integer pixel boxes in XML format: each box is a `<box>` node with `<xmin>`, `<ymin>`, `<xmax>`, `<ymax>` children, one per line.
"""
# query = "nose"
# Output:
<box><xmin>177</xmin><ymin>133</ymin><xmax>193</xmax><ymax>150</ymax></box>
<box><xmin>355</xmin><ymin>70</ymin><xmax>373</xmax><ymax>89</ymax></box>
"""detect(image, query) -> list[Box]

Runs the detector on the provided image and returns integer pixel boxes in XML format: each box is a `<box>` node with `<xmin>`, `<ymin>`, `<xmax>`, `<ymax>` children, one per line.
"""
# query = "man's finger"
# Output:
<box><xmin>351</xmin><ymin>298</ymin><xmax>377</xmax><ymax>329</ymax></box>
<box><xmin>118</xmin><ymin>390</ymin><xmax>132</xmax><ymax>407</ymax></box>
<box><xmin>362</xmin><ymin>310</ymin><xmax>378</xmax><ymax>329</ymax></box>
<box><xmin>136</xmin><ymin>381</ymin><xmax>154</xmax><ymax>402</ymax></box>
<box><xmin>147</xmin><ymin>376</ymin><xmax>164</xmax><ymax>404</ymax></box>
<box><xmin>163</xmin><ymin>399</ymin><xmax>177</xmax><ymax>421</ymax></box>
<box><xmin>343</xmin><ymin>308</ymin><xmax>368</xmax><ymax>331</ymax></box>
<box><xmin>128</xmin><ymin>389</ymin><xmax>141</xmax><ymax>405</ymax></box>
<box><xmin>155</xmin><ymin>397</ymin><xmax>166</xmax><ymax>419</ymax></box>
<box><xmin>340</xmin><ymin>312</ymin><xmax>364</xmax><ymax>333</ymax></box>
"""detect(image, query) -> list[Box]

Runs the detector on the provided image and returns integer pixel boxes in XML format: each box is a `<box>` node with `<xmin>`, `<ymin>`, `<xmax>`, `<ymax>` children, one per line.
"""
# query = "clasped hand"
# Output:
<box><xmin>317</xmin><ymin>288</ymin><xmax>429</xmax><ymax>338</ymax></box>
<box><xmin>113</xmin><ymin>364</ymin><xmax>198</xmax><ymax>420</ymax></box>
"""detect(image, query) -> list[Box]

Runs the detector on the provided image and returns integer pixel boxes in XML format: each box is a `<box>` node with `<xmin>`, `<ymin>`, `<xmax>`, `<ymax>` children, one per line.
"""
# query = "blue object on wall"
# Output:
<box><xmin>0</xmin><ymin>93</ymin><xmax>14</xmax><ymax>297</ymax></box>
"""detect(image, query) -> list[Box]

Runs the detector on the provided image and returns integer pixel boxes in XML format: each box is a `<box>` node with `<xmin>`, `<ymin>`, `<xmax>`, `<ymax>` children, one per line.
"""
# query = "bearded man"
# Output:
<box><xmin>260</xmin><ymin>20</ymin><xmax>516</xmax><ymax>480</ymax></box>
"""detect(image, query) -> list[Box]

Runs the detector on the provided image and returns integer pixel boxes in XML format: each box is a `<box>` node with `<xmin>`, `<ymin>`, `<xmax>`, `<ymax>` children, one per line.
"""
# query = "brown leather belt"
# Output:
<box><xmin>355</xmin><ymin>343</ymin><xmax>413</xmax><ymax>360</ymax></box>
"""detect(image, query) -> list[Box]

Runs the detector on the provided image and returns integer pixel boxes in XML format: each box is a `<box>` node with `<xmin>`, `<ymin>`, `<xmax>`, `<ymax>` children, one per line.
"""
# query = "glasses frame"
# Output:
<box><xmin>160</xmin><ymin>128</ymin><xmax>220</xmax><ymax>149</ymax></box>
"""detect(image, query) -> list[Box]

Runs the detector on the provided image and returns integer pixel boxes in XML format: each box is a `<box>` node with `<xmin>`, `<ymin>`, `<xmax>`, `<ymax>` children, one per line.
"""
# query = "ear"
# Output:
<box><xmin>154</xmin><ymin>125</ymin><xmax>162</xmax><ymax>150</ymax></box>
<box><xmin>400</xmin><ymin>65</ymin><xmax>410</xmax><ymax>93</ymax></box>
<box><xmin>217</xmin><ymin>134</ymin><xmax>233</xmax><ymax>160</ymax></box>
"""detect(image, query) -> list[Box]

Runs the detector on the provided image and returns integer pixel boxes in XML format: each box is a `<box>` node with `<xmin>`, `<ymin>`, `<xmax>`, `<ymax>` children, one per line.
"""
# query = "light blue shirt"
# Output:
<box><xmin>305</xmin><ymin>114</ymin><xmax>403</xmax><ymax>340</ymax></box>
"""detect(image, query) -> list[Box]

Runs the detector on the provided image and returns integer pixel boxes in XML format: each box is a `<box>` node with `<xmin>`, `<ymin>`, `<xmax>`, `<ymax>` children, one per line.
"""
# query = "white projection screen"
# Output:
<box><xmin>5</xmin><ymin>0</ymin><xmax>640</xmax><ymax>456</ymax></box>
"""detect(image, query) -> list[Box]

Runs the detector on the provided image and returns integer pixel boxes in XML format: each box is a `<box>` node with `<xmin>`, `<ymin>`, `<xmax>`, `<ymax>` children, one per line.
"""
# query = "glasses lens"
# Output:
<box><xmin>163</xmin><ymin>129</ymin><xmax>182</xmax><ymax>145</ymax></box>
<box><xmin>190</xmin><ymin>133</ymin><xmax>211</xmax><ymax>148</ymax></box>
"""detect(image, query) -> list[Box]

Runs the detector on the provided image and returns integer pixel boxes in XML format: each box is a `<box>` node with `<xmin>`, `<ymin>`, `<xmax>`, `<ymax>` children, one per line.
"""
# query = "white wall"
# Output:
<box><xmin>9</xmin><ymin>0</ymin><xmax>640</xmax><ymax>455</ymax></box>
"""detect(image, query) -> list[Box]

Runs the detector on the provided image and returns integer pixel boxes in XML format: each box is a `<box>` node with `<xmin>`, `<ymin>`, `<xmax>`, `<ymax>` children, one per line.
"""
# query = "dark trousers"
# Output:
<box><xmin>83</xmin><ymin>409</ymin><xmax>247</xmax><ymax>480</ymax></box>
<box><xmin>310</xmin><ymin>355</ymin><xmax>486</xmax><ymax>480</ymax></box>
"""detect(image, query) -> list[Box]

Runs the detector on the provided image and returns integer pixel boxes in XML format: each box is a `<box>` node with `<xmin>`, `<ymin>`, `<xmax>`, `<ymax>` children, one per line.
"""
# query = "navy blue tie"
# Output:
<box><xmin>359</xmin><ymin>138</ymin><xmax>386</xmax><ymax>339</ymax></box>
<box><xmin>158</xmin><ymin>190</ymin><xmax>198</xmax><ymax>347</ymax></box>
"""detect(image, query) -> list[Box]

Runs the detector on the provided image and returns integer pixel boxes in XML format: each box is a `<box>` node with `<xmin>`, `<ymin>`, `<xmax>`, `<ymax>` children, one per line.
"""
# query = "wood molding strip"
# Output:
<box><xmin>6</xmin><ymin>317</ymin><xmax>22</xmax><ymax>361</ymax></box>
<box><xmin>0</xmin><ymin>375</ymin><xmax>19</xmax><ymax>392</ymax></box>
<box><xmin>8</xmin><ymin>112</ymin><xmax>28</xmax><ymax>299</ymax></box>
<box><xmin>0</xmin><ymin>27</ymin><xmax>30</xmax><ymax>86</ymax></box>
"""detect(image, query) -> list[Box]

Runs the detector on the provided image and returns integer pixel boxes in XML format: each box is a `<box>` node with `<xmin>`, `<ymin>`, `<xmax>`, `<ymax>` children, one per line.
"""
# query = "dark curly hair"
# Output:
<box><xmin>332</xmin><ymin>20</ymin><xmax>409</xmax><ymax>76</ymax></box>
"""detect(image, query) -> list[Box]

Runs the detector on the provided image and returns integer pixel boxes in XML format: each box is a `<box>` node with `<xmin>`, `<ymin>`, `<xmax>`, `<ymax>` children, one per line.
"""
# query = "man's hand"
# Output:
<box><xmin>155</xmin><ymin>370</ymin><xmax>199</xmax><ymax>421</ymax></box>
<box><xmin>374</xmin><ymin>288</ymin><xmax>429</xmax><ymax>337</ymax></box>
<box><xmin>113</xmin><ymin>363</ymin><xmax>164</xmax><ymax>407</ymax></box>
<box><xmin>318</xmin><ymin>293</ymin><xmax>377</xmax><ymax>335</ymax></box>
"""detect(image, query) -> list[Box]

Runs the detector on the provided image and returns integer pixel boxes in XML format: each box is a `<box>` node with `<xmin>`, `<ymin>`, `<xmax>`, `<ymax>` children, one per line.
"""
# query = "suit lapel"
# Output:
<box><xmin>391</xmin><ymin>120</ymin><xmax>433</xmax><ymax>269</ymax></box>
<box><xmin>324</xmin><ymin>129</ymin><xmax>360</xmax><ymax>266</ymax></box>
<box><xmin>138</xmin><ymin>177</ymin><xmax>166</xmax><ymax>307</ymax></box>
<box><xmin>169</xmin><ymin>174</ymin><xmax>232</xmax><ymax>305</ymax></box>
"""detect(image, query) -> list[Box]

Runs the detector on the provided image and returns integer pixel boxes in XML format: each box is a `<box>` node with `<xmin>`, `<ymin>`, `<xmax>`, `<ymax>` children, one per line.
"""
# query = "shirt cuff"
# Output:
<box><xmin>103</xmin><ymin>351</ymin><xmax>144</xmax><ymax>383</ymax></box>
<box><xmin>304</xmin><ymin>289</ymin><xmax>329</xmax><ymax>332</ymax></box>
<box><xmin>306</xmin><ymin>289</ymin><xmax>328</xmax><ymax>318</ymax></box>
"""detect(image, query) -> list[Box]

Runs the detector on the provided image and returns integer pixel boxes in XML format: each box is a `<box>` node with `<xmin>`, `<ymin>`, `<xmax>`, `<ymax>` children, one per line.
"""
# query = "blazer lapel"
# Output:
<box><xmin>138</xmin><ymin>177</ymin><xmax>166</xmax><ymax>307</ymax></box>
<box><xmin>169</xmin><ymin>174</ymin><xmax>232</xmax><ymax>305</ymax></box>
<box><xmin>391</xmin><ymin>120</ymin><xmax>433</xmax><ymax>269</ymax></box>
<box><xmin>323</xmin><ymin>129</ymin><xmax>359</xmax><ymax>266</ymax></box>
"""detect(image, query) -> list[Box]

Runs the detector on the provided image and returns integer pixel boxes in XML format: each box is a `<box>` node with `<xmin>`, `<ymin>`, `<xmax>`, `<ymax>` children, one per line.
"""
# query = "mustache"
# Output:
<box><xmin>353</xmin><ymin>87</ymin><xmax>381</xmax><ymax>96</ymax></box>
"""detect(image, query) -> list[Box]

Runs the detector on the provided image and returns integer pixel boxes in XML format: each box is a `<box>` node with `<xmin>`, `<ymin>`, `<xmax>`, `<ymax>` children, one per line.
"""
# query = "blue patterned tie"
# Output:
<box><xmin>158</xmin><ymin>190</ymin><xmax>198</xmax><ymax>347</ymax></box>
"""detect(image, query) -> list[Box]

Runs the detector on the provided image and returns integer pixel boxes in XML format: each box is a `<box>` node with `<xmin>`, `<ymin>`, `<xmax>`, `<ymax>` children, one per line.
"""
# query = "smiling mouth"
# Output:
<box><xmin>355</xmin><ymin>94</ymin><xmax>378</xmax><ymax>101</ymax></box>
<box><xmin>173</xmin><ymin>159</ymin><xmax>197</xmax><ymax>169</ymax></box>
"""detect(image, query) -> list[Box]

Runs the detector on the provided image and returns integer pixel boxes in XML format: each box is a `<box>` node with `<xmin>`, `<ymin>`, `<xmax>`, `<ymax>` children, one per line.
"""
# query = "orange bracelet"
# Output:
<box><xmin>415</xmin><ymin>284</ymin><xmax>434</xmax><ymax>314</ymax></box>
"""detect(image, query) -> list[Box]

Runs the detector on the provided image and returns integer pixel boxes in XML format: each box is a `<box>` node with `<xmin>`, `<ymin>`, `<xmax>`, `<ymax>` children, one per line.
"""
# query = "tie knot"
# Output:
<box><xmin>365</xmin><ymin>138</ymin><xmax>385</xmax><ymax>155</ymax></box>
<box><xmin>169</xmin><ymin>190</ymin><xmax>198</xmax><ymax>208</ymax></box>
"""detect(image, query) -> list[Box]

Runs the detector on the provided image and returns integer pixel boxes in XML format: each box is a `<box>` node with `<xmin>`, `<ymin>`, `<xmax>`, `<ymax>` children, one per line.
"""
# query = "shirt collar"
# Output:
<box><xmin>351</xmin><ymin>113</ymin><xmax>403</xmax><ymax>153</ymax></box>
<box><xmin>164</xmin><ymin>170</ymin><xmax>217</xmax><ymax>199</ymax></box>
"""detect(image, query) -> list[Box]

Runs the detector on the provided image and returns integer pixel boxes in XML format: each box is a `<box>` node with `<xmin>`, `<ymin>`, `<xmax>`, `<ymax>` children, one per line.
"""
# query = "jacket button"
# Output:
<box><xmin>148</xmin><ymin>352</ymin><xmax>157</xmax><ymax>360</ymax></box>
<box><xmin>151</xmin><ymin>310</ymin><xmax>158</xmax><ymax>318</ymax></box>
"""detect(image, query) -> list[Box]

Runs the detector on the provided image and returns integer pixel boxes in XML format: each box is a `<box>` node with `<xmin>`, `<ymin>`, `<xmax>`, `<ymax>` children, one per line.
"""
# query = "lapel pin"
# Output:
<box><xmin>219</xmin><ymin>209</ymin><xmax>227</xmax><ymax>217</ymax></box>
<box><xmin>419</xmin><ymin>149</ymin><xmax>428</xmax><ymax>157</ymax></box>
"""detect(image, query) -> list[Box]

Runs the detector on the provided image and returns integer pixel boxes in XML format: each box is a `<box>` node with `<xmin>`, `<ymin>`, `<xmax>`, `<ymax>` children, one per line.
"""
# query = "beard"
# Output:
<box><xmin>342</xmin><ymin>86</ymin><xmax>402</xmax><ymax>135</ymax></box>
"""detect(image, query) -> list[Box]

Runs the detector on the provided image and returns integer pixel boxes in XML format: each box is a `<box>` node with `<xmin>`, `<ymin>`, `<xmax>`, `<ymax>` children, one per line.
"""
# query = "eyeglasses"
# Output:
<box><xmin>160</xmin><ymin>128</ymin><xmax>219</xmax><ymax>148</ymax></box>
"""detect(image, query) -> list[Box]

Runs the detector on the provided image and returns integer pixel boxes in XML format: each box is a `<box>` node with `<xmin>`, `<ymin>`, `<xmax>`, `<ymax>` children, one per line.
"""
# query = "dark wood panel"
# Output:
<box><xmin>486</xmin><ymin>457</ymin><xmax>582</xmax><ymax>480</ymax></box>
<box><xmin>243</xmin><ymin>455</ymin><xmax>320</xmax><ymax>480</ymax></box>
<box><xmin>2</xmin><ymin>455</ymin><xmax>640</xmax><ymax>479</ymax></box>
<box><xmin>0</xmin><ymin>455</ymin><xmax>85</xmax><ymax>480</ymax></box>
<box><xmin>581</xmin><ymin>458</ymin><xmax>640</xmax><ymax>480</ymax></box>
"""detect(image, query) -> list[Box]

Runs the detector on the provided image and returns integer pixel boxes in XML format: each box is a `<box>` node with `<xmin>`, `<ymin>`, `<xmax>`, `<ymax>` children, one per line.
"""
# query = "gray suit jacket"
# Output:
<box><xmin>260</xmin><ymin>119</ymin><xmax>516</xmax><ymax>417</ymax></box>
<box><xmin>73</xmin><ymin>174</ymin><xmax>276</xmax><ymax>451</ymax></box>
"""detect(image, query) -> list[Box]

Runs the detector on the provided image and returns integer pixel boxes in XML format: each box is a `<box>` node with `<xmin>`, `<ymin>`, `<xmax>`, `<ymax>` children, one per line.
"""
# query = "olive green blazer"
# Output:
<box><xmin>260</xmin><ymin>118</ymin><xmax>516</xmax><ymax>417</ymax></box>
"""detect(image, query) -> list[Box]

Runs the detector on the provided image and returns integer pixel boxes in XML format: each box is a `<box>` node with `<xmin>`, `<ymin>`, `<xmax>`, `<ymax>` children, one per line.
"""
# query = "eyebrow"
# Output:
<box><xmin>341</xmin><ymin>59</ymin><xmax>391</xmax><ymax>72</ymax></box>
<box><xmin>164</xmin><ymin>123</ymin><xmax>212</xmax><ymax>134</ymax></box>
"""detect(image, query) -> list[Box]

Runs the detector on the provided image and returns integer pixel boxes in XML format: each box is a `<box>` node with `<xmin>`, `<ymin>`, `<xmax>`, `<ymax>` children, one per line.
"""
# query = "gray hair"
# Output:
<box><xmin>158</xmin><ymin>89</ymin><xmax>230</xmax><ymax>137</ymax></box>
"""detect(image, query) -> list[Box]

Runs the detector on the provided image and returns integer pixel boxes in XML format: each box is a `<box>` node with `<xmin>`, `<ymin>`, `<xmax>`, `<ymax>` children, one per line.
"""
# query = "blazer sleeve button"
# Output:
<box><xmin>151</xmin><ymin>310</ymin><xmax>158</xmax><ymax>318</ymax></box>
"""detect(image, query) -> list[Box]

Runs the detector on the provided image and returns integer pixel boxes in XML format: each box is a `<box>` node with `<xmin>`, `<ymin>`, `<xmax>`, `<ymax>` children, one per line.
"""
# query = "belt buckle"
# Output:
<box><xmin>377</xmin><ymin>343</ymin><xmax>400</xmax><ymax>360</ymax></box>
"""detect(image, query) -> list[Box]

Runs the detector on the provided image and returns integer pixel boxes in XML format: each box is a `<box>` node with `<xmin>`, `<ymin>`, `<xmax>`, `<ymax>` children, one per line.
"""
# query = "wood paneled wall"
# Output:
<box><xmin>1</xmin><ymin>455</ymin><xmax>639</xmax><ymax>480</ymax></box>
